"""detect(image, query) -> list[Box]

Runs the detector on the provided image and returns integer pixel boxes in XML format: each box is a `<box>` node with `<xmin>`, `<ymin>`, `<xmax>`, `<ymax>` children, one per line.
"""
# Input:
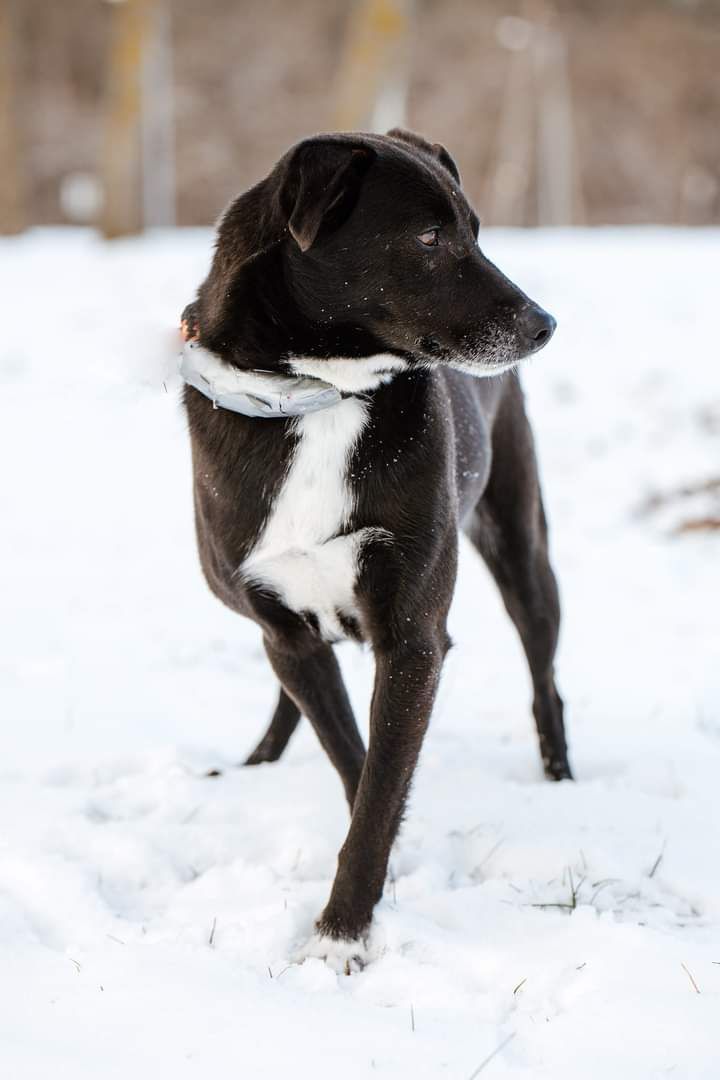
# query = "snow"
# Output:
<box><xmin>1</xmin><ymin>227</ymin><xmax>719</xmax><ymax>1078</ymax></box>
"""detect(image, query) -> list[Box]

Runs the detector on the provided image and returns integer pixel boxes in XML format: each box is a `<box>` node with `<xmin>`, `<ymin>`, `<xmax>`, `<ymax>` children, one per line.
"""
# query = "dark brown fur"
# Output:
<box><xmin>182</xmin><ymin>130</ymin><xmax>571</xmax><ymax>952</ymax></box>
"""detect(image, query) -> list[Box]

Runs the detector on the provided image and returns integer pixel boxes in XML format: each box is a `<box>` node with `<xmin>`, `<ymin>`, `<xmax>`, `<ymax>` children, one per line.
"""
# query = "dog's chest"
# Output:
<box><xmin>241</xmin><ymin>398</ymin><xmax>374</xmax><ymax>641</ymax></box>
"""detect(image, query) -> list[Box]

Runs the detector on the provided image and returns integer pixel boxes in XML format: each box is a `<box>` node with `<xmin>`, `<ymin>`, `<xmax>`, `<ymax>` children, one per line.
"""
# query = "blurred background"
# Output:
<box><xmin>1</xmin><ymin>9</ymin><xmax>720</xmax><ymax>1066</ymax></box>
<box><xmin>2</xmin><ymin>0</ymin><xmax>719</xmax><ymax>236</ymax></box>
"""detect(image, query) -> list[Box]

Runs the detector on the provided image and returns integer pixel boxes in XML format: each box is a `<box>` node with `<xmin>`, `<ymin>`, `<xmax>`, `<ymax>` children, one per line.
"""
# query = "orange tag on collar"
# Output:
<box><xmin>180</xmin><ymin>318</ymin><xmax>197</xmax><ymax>343</ymax></box>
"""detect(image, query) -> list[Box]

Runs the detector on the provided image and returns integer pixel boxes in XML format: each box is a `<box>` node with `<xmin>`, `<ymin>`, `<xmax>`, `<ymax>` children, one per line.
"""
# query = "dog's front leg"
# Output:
<box><xmin>309</xmin><ymin>633</ymin><xmax>446</xmax><ymax>962</ymax></box>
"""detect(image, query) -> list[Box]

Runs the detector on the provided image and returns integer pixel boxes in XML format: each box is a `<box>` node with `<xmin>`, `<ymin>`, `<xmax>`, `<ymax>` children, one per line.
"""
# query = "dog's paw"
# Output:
<box><xmin>544</xmin><ymin>757</ymin><xmax>574</xmax><ymax>781</ymax></box>
<box><xmin>295</xmin><ymin>930</ymin><xmax>375</xmax><ymax>975</ymax></box>
<box><xmin>243</xmin><ymin>743</ymin><xmax>281</xmax><ymax>766</ymax></box>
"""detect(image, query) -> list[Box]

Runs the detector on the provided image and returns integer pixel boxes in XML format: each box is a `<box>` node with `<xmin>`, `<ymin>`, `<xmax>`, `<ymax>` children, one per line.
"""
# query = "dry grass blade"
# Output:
<box><xmin>674</xmin><ymin>516</ymin><xmax>720</xmax><ymax>534</ymax></box>
<box><xmin>209</xmin><ymin>916</ymin><xmax>217</xmax><ymax>947</ymax></box>
<box><xmin>467</xmin><ymin>1032</ymin><xmax>516</xmax><ymax>1078</ymax></box>
<box><xmin>531</xmin><ymin>902</ymin><xmax>575</xmax><ymax>910</ymax></box>
<box><xmin>637</xmin><ymin>476</ymin><xmax>720</xmax><ymax>516</ymax></box>
<box><xmin>389</xmin><ymin>864</ymin><xmax>398</xmax><ymax>906</ymax></box>
<box><xmin>648</xmin><ymin>841</ymin><xmax>666</xmax><ymax>879</ymax></box>
<box><xmin>532</xmin><ymin>866</ymin><xmax>586</xmax><ymax>912</ymax></box>
<box><xmin>567</xmin><ymin>867</ymin><xmax>586</xmax><ymax>909</ymax></box>
<box><xmin>477</xmin><ymin>839</ymin><xmax>504</xmax><ymax>872</ymax></box>
<box><xmin>681</xmin><ymin>962</ymin><xmax>700</xmax><ymax>994</ymax></box>
<box><xmin>590</xmin><ymin>879</ymin><xmax>619</xmax><ymax>904</ymax></box>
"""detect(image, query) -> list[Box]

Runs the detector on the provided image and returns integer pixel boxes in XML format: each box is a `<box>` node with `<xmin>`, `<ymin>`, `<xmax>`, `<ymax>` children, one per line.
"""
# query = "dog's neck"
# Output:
<box><xmin>180</xmin><ymin>341</ymin><xmax>409</xmax><ymax>419</ymax></box>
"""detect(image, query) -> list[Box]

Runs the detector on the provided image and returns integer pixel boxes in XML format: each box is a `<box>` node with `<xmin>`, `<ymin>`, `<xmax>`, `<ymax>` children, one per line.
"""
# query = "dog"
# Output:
<box><xmin>180</xmin><ymin>129</ymin><xmax>572</xmax><ymax>966</ymax></box>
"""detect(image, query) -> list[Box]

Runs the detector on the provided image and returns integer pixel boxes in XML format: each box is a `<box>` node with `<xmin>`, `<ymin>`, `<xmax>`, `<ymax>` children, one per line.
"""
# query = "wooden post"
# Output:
<box><xmin>334</xmin><ymin>0</ymin><xmax>413</xmax><ymax>133</ymax></box>
<box><xmin>533</xmin><ymin>18</ymin><xmax>583</xmax><ymax>225</ymax></box>
<box><xmin>101</xmin><ymin>0</ymin><xmax>147</xmax><ymax>237</ymax></box>
<box><xmin>490</xmin><ymin>4</ymin><xmax>584</xmax><ymax>226</ymax></box>
<box><xmin>101</xmin><ymin>0</ymin><xmax>175</xmax><ymax>237</ymax></box>
<box><xmin>488</xmin><ymin>26</ymin><xmax>535</xmax><ymax>226</ymax></box>
<box><xmin>0</xmin><ymin>0</ymin><xmax>25</xmax><ymax>234</ymax></box>
<box><xmin>141</xmin><ymin>0</ymin><xmax>175</xmax><ymax>228</ymax></box>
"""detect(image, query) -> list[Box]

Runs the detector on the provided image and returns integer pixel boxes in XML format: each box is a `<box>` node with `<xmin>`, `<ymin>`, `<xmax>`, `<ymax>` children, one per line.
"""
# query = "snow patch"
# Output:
<box><xmin>1</xmin><ymin>228</ymin><xmax>719</xmax><ymax>1079</ymax></box>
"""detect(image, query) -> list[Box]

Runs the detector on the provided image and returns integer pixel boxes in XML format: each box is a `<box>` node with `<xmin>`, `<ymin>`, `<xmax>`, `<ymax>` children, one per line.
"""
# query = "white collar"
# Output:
<box><xmin>179</xmin><ymin>341</ymin><xmax>342</xmax><ymax>418</ymax></box>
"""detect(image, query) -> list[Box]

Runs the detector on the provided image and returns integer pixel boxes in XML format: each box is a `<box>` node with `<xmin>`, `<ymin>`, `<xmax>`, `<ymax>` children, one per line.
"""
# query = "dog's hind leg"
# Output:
<box><xmin>466</xmin><ymin>382</ymin><xmax>572</xmax><ymax>780</ymax></box>
<box><xmin>263</xmin><ymin>638</ymin><xmax>366</xmax><ymax>809</ymax></box>
<box><xmin>244</xmin><ymin>686</ymin><xmax>301</xmax><ymax>766</ymax></box>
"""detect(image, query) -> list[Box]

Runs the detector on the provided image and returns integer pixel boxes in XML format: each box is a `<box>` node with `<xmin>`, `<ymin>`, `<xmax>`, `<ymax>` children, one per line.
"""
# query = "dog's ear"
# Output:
<box><xmin>280</xmin><ymin>139</ymin><xmax>376</xmax><ymax>252</ymax></box>
<box><xmin>431</xmin><ymin>142</ymin><xmax>461</xmax><ymax>185</ymax></box>
<box><xmin>386</xmin><ymin>127</ymin><xmax>461</xmax><ymax>185</ymax></box>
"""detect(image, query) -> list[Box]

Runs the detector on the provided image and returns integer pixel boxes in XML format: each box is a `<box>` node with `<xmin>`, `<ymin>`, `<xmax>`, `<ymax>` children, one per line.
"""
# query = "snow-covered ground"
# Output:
<box><xmin>1</xmin><ymin>228</ymin><xmax>719</xmax><ymax>1078</ymax></box>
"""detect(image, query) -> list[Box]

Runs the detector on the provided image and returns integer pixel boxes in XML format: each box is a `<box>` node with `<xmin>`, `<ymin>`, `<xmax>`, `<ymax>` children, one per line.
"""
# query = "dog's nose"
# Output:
<box><xmin>517</xmin><ymin>305</ymin><xmax>556</xmax><ymax>351</ymax></box>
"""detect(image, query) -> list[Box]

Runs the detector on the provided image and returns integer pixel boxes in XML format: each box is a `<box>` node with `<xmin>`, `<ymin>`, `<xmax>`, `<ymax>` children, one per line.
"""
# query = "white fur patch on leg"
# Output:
<box><xmin>295</xmin><ymin>929</ymin><xmax>379</xmax><ymax>974</ymax></box>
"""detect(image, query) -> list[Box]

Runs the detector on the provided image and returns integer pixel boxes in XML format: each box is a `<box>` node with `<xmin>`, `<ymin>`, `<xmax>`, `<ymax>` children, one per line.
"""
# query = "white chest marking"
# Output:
<box><xmin>241</xmin><ymin>397</ymin><xmax>377</xmax><ymax>640</ymax></box>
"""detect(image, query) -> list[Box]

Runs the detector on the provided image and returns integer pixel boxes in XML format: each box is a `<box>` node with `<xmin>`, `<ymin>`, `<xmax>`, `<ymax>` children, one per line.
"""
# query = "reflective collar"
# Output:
<box><xmin>179</xmin><ymin>340</ymin><xmax>343</xmax><ymax>418</ymax></box>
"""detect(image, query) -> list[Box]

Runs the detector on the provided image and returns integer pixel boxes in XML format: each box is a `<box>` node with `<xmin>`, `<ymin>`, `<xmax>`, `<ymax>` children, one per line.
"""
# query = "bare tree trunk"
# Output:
<box><xmin>334</xmin><ymin>0</ymin><xmax>414</xmax><ymax>133</ymax></box>
<box><xmin>141</xmin><ymin>0</ymin><xmax>175</xmax><ymax>228</ymax></box>
<box><xmin>102</xmin><ymin>0</ymin><xmax>174</xmax><ymax>237</ymax></box>
<box><xmin>534</xmin><ymin>17</ymin><xmax>583</xmax><ymax>225</ymax></box>
<box><xmin>0</xmin><ymin>0</ymin><xmax>25</xmax><ymax>234</ymax></box>
<box><xmin>488</xmin><ymin>34</ymin><xmax>534</xmax><ymax>226</ymax></box>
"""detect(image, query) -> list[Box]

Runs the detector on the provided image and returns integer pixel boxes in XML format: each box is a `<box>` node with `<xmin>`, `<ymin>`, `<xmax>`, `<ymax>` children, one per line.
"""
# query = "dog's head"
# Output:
<box><xmin>196</xmin><ymin>130</ymin><xmax>555</xmax><ymax>378</ymax></box>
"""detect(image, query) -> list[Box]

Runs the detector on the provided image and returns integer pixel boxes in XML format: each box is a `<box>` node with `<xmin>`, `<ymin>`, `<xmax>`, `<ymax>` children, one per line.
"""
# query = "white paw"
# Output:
<box><xmin>295</xmin><ymin>930</ymin><xmax>377</xmax><ymax>975</ymax></box>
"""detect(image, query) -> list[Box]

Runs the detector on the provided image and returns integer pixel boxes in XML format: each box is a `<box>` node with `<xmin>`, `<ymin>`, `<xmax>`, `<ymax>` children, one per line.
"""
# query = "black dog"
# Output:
<box><xmin>180</xmin><ymin>129</ymin><xmax>571</xmax><ymax>965</ymax></box>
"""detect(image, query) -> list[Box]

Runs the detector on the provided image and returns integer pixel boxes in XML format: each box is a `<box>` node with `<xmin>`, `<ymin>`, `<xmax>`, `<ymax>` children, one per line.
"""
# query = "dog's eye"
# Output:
<box><xmin>417</xmin><ymin>228</ymin><xmax>440</xmax><ymax>248</ymax></box>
